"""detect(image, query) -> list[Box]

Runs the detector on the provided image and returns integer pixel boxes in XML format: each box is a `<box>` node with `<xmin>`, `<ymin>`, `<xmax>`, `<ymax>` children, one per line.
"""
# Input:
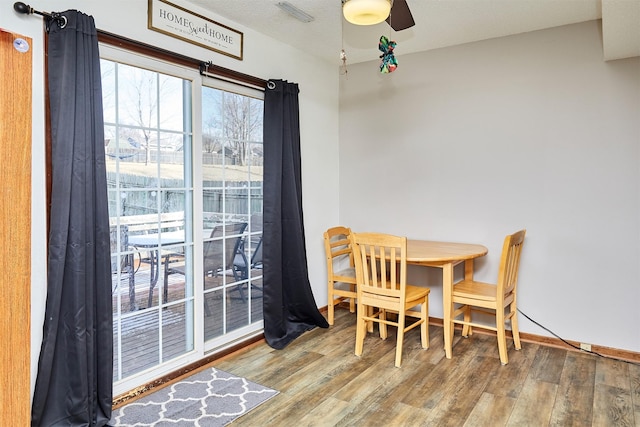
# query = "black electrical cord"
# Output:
<box><xmin>517</xmin><ymin>308</ymin><xmax>640</xmax><ymax>366</ymax></box>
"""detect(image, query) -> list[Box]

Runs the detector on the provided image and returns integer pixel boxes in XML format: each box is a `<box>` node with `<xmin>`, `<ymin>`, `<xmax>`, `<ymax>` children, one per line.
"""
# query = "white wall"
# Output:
<box><xmin>1</xmin><ymin>0</ymin><xmax>340</xmax><ymax>396</ymax></box>
<box><xmin>339</xmin><ymin>20</ymin><xmax>640</xmax><ymax>353</ymax></box>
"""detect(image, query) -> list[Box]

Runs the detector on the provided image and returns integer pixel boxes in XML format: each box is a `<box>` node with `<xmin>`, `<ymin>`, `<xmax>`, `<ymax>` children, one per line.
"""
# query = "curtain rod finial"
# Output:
<box><xmin>13</xmin><ymin>2</ymin><xmax>32</xmax><ymax>15</ymax></box>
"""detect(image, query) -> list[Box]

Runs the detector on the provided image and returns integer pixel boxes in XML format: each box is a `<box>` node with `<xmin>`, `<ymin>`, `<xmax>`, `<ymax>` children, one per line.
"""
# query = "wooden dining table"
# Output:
<box><xmin>406</xmin><ymin>239</ymin><xmax>488</xmax><ymax>359</ymax></box>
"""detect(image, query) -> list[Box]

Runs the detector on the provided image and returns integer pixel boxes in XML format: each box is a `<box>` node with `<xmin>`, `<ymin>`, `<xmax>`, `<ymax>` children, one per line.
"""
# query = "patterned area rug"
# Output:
<box><xmin>112</xmin><ymin>368</ymin><xmax>278</xmax><ymax>426</ymax></box>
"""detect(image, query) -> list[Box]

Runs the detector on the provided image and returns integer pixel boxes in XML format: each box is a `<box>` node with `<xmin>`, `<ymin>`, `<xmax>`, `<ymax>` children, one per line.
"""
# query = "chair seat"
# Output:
<box><xmin>453</xmin><ymin>280</ymin><xmax>497</xmax><ymax>301</ymax></box>
<box><xmin>406</xmin><ymin>284</ymin><xmax>431</xmax><ymax>301</ymax></box>
<box><xmin>334</xmin><ymin>266</ymin><xmax>356</xmax><ymax>282</ymax></box>
<box><xmin>361</xmin><ymin>284</ymin><xmax>430</xmax><ymax>309</ymax></box>
<box><xmin>233</xmin><ymin>253</ymin><xmax>247</xmax><ymax>269</ymax></box>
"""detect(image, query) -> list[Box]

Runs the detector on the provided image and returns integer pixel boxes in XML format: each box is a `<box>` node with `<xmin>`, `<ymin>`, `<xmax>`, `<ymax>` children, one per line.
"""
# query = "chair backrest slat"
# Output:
<box><xmin>204</xmin><ymin>222</ymin><xmax>247</xmax><ymax>274</ymax></box>
<box><xmin>352</xmin><ymin>232</ymin><xmax>407</xmax><ymax>299</ymax></box>
<box><xmin>324</xmin><ymin>226</ymin><xmax>355</xmax><ymax>279</ymax></box>
<box><xmin>497</xmin><ymin>229</ymin><xmax>526</xmax><ymax>298</ymax></box>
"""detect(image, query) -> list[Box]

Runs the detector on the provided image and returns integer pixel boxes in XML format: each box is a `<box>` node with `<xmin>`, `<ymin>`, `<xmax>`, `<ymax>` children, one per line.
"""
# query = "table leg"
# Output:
<box><xmin>443</xmin><ymin>262</ymin><xmax>454</xmax><ymax>359</ymax></box>
<box><xmin>163</xmin><ymin>254</ymin><xmax>170</xmax><ymax>304</ymax></box>
<box><xmin>127</xmin><ymin>254</ymin><xmax>138</xmax><ymax>311</ymax></box>
<box><xmin>147</xmin><ymin>250</ymin><xmax>160</xmax><ymax>308</ymax></box>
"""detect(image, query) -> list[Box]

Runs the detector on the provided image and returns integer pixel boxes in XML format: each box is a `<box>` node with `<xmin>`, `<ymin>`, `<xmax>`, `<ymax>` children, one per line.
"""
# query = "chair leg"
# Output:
<box><xmin>148</xmin><ymin>284</ymin><xmax>155</xmax><ymax>308</ymax></box>
<box><xmin>204</xmin><ymin>295</ymin><xmax>212</xmax><ymax>317</ymax></box>
<box><xmin>355</xmin><ymin>303</ymin><xmax>367</xmax><ymax>357</ymax></box>
<box><xmin>147</xmin><ymin>250</ymin><xmax>159</xmax><ymax>308</ymax></box>
<box><xmin>510</xmin><ymin>302</ymin><xmax>521</xmax><ymax>350</ymax></box>
<box><xmin>421</xmin><ymin>298</ymin><xmax>429</xmax><ymax>349</ymax></box>
<box><xmin>349</xmin><ymin>284</ymin><xmax>356</xmax><ymax>313</ymax></box>
<box><xmin>496</xmin><ymin>309</ymin><xmax>508</xmax><ymax>365</ymax></box>
<box><xmin>462</xmin><ymin>305</ymin><xmax>472</xmax><ymax>337</ymax></box>
<box><xmin>327</xmin><ymin>286</ymin><xmax>335</xmax><ymax>326</ymax></box>
<box><xmin>379</xmin><ymin>309</ymin><xmax>388</xmax><ymax>340</ymax></box>
<box><xmin>395</xmin><ymin>311</ymin><xmax>405</xmax><ymax>368</ymax></box>
<box><xmin>234</xmin><ymin>282</ymin><xmax>248</xmax><ymax>302</ymax></box>
<box><xmin>367</xmin><ymin>306</ymin><xmax>374</xmax><ymax>333</ymax></box>
<box><xmin>230</xmin><ymin>268</ymin><xmax>248</xmax><ymax>303</ymax></box>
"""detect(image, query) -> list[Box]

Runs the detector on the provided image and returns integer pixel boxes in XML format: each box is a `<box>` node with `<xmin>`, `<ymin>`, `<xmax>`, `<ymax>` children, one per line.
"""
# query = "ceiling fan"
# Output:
<box><xmin>342</xmin><ymin>0</ymin><xmax>415</xmax><ymax>31</ymax></box>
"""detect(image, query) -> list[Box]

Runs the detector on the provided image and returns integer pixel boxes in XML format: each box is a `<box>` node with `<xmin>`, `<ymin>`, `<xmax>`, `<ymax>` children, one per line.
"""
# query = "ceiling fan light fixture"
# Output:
<box><xmin>343</xmin><ymin>0</ymin><xmax>391</xmax><ymax>26</ymax></box>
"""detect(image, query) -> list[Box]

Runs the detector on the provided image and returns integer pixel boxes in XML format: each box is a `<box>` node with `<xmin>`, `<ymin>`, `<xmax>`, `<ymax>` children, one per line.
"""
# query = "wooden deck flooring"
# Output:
<box><xmin>112</xmin><ymin>264</ymin><xmax>263</xmax><ymax>382</ymax></box>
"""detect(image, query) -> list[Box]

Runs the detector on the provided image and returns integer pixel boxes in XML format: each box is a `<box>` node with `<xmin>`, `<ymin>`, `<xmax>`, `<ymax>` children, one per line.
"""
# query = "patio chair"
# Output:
<box><xmin>109</xmin><ymin>225</ymin><xmax>136</xmax><ymax>310</ymax></box>
<box><xmin>232</xmin><ymin>235</ymin><xmax>263</xmax><ymax>301</ymax></box>
<box><xmin>163</xmin><ymin>222</ymin><xmax>247</xmax><ymax>315</ymax></box>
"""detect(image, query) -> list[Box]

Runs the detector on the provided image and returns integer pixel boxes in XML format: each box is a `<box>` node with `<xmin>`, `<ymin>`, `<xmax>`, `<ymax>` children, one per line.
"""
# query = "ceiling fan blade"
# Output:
<box><xmin>387</xmin><ymin>0</ymin><xmax>415</xmax><ymax>31</ymax></box>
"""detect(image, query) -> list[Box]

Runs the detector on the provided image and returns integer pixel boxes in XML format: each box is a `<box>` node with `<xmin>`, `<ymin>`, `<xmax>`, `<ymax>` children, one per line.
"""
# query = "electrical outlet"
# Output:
<box><xmin>580</xmin><ymin>343</ymin><xmax>591</xmax><ymax>352</ymax></box>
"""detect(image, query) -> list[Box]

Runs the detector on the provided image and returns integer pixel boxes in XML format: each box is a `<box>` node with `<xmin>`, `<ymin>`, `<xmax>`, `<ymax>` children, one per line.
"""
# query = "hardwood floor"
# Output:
<box><xmin>215</xmin><ymin>309</ymin><xmax>640</xmax><ymax>426</ymax></box>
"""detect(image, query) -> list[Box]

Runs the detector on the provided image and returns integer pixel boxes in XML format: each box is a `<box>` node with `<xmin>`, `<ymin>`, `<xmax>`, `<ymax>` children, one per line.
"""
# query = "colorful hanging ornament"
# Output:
<box><xmin>378</xmin><ymin>35</ymin><xmax>398</xmax><ymax>73</ymax></box>
<box><xmin>340</xmin><ymin>11</ymin><xmax>349</xmax><ymax>78</ymax></box>
<box><xmin>340</xmin><ymin>48</ymin><xmax>348</xmax><ymax>77</ymax></box>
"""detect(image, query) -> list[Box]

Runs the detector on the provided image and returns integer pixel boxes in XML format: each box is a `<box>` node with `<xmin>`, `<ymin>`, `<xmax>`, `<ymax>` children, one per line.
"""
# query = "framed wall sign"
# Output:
<box><xmin>148</xmin><ymin>0</ymin><xmax>243</xmax><ymax>60</ymax></box>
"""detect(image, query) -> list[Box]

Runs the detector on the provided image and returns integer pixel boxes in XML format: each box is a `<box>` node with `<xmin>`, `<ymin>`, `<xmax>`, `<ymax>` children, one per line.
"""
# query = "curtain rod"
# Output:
<box><xmin>98</xmin><ymin>30</ymin><xmax>267</xmax><ymax>90</ymax></box>
<box><xmin>13</xmin><ymin>2</ymin><xmax>268</xmax><ymax>90</ymax></box>
<box><xmin>199</xmin><ymin>62</ymin><xmax>267</xmax><ymax>92</ymax></box>
<box><xmin>13</xmin><ymin>2</ymin><xmax>67</xmax><ymax>28</ymax></box>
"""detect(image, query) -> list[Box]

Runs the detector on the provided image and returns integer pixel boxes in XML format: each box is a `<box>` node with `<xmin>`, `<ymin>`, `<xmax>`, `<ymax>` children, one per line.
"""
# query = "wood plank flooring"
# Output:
<box><xmin>214</xmin><ymin>309</ymin><xmax>640</xmax><ymax>426</ymax></box>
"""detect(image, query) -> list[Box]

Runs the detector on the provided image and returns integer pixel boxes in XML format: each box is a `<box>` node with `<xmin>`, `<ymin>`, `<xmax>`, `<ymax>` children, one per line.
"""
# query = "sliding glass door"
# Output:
<box><xmin>201</xmin><ymin>85</ymin><xmax>264</xmax><ymax>349</ymax></box>
<box><xmin>102</xmin><ymin>46</ymin><xmax>263</xmax><ymax>395</ymax></box>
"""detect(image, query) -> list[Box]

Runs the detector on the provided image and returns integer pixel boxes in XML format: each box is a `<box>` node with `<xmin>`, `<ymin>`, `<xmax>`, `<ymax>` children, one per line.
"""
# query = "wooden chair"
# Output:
<box><xmin>351</xmin><ymin>232</ymin><xmax>430</xmax><ymax>367</ymax></box>
<box><xmin>323</xmin><ymin>226</ymin><xmax>358</xmax><ymax>325</ymax></box>
<box><xmin>451</xmin><ymin>229</ymin><xmax>526</xmax><ymax>365</ymax></box>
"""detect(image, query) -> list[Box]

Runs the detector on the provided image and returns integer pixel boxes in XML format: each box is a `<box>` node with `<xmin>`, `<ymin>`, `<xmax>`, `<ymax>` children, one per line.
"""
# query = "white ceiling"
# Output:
<box><xmin>188</xmin><ymin>0</ymin><xmax>640</xmax><ymax>65</ymax></box>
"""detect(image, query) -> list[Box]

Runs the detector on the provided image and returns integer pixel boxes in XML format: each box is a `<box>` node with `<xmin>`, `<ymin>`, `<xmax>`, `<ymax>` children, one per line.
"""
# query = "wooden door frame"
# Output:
<box><xmin>0</xmin><ymin>29</ymin><xmax>33</xmax><ymax>426</ymax></box>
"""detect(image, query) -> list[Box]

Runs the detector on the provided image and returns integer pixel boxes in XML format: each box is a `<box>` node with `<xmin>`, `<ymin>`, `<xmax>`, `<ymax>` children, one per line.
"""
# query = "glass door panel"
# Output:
<box><xmin>201</xmin><ymin>85</ymin><xmax>263</xmax><ymax>346</ymax></box>
<box><xmin>104</xmin><ymin>58</ymin><xmax>195</xmax><ymax>390</ymax></box>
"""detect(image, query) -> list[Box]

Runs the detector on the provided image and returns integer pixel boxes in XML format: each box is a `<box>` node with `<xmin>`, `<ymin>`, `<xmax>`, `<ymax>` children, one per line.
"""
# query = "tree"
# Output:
<box><xmin>203</xmin><ymin>89</ymin><xmax>263</xmax><ymax>166</ymax></box>
<box><xmin>222</xmin><ymin>94</ymin><xmax>262</xmax><ymax>166</ymax></box>
<box><xmin>202</xmin><ymin>134</ymin><xmax>221</xmax><ymax>154</ymax></box>
<box><xmin>119</xmin><ymin>66</ymin><xmax>180</xmax><ymax>165</ymax></box>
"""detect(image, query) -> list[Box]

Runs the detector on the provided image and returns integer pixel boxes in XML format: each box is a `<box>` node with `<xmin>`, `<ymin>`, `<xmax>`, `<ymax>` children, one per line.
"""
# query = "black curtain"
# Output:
<box><xmin>262</xmin><ymin>80</ymin><xmax>329</xmax><ymax>349</ymax></box>
<box><xmin>31</xmin><ymin>11</ymin><xmax>113</xmax><ymax>427</ymax></box>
